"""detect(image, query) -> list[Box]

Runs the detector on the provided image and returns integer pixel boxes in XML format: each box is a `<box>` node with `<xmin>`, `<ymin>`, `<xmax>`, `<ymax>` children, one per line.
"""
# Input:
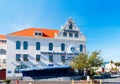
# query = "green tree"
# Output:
<box><xmin>71</xmin><ymin>51</ymin><xmax>103</xmax><ymax>78</ymax></box>
<box><xmin>88</xmin><ymin>51</ymin><xmax>103</xmax><ymax>68</ymax></box>
<box><xmin>71</xmin><ymin>53</ymin><xmax>89</xmax><ymax>69</ymax></box>
<box><xmin>115</xmin><ymin>62</ymin><xmax>120</xmax><ymax>72</ymax></box>
<box><xmin>110</xmin><ymin>60</ymin><xmax>114</xmax><ymax>71</ymax></box>
<box><xmin>71</xmin><ymin>51</ymin><xmax>103</xmax><ymax>70</ymax></box>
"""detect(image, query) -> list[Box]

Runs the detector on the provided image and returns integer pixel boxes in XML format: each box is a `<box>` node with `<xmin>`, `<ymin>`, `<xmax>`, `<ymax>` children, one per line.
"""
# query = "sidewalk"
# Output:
<box><xmin>8</xmin><ymin>80</ymin><xmax>99</xmax><ymax>84</ymax></box>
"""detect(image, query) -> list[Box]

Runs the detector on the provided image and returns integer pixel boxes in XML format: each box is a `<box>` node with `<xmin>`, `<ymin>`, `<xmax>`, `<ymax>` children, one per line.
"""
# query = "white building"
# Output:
<box><xmin>6</xmin><ymin>18</ymin><xmax>86</xmax><ymax>79</ymax></box>
<box><xmin>0</xmin><ymin>35</ymin><xmax>7</xmax><ymax>70</ymax></box>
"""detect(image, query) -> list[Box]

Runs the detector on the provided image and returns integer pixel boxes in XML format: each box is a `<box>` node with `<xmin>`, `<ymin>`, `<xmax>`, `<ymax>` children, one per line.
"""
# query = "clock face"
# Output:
<box><xmin>70</xmin><ymin>46</ymin><xmax>76</xmax><ymax>52</ymax></box>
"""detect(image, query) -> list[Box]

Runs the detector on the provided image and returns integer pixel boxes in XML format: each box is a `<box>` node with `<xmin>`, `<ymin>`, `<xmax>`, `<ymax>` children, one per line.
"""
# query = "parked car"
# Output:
<box><xmin>101</xmin><ymin>73</ymin><xmax>111</xmax><ymax>78</ymax></box>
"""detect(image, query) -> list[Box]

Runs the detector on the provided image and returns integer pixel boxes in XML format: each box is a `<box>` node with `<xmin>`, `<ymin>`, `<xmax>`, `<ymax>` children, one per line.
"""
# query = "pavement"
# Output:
<box><xmin>0</xmin><ymin>77</ymin><xmax>120</xmax><ymax>84</ymax></box>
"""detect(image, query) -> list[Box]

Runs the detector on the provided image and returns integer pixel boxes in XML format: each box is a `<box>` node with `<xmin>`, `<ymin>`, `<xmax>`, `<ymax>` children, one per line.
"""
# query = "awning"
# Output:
<box><xmin>20</xmin><ymin>66</ymin><xmax>70</xmax><ymax>71</ymax></box>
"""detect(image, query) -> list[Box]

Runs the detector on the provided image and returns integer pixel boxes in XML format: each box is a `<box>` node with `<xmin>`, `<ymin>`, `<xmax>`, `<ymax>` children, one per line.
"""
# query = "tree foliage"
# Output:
<box><xmin>71</xmin><ymin>53</ymin><xmax>89</xmax><ymax>69</ymax></box>
<box><xmin>71</xmin><ymin>51</ymin><xmax>103</xmax><ymax>70</ymax></box>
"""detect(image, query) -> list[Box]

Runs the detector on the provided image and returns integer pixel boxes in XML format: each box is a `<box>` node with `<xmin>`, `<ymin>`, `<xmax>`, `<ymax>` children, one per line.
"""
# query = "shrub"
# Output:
<box><xmin>90</xmin><ymin>70</ymin><xmax>95</xmax><ymax>79</ymax></box>
<box><xmin>3</xmin><ymin>79</ymin><xmax>11</xmax><ymax>84</ymax></box>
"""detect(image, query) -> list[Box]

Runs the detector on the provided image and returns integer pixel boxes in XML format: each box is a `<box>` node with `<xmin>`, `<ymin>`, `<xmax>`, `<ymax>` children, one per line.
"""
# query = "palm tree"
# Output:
<box><xmin>118</xmin><ymin>62</ymin><xmax>120</xmax><ymax>72</ymax></box>
<box><xmin>110</xmin><ymin>60</ymin><xmax>114</xmax><ymax>71</ymax></box>
<box><xmin>115</xmin><ymin>62</ymin><xmax>119</xmax><ymax>72</ymax></box>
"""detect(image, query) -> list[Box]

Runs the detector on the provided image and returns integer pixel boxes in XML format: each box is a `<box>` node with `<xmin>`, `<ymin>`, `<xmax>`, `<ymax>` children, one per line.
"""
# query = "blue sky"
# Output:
<box><xmin>0</xmin><ymin>0</ymin><xmax>120</xmax><ymax>62</ymax></box>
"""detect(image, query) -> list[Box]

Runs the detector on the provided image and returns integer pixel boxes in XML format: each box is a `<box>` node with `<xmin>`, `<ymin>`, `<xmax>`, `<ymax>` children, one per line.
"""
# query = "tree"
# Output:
<box><xmin>110</xmin><ymin>60</ymin><xmax>114</xmax><ymax>71</ymax></box>
<box><xmin>71</xmin><ymin>51</ymin><xmax>103</xmax><ymax>70</ymax></box>
<box><xmin>71</xmin><ymin>53</ymin><xmax>89</xmax><ymax>70</ymax></box>
<box><xmin>115</xmin><ymin>62</ymin><xmax>120</xmax><ymax>72</ymax></box>
<box><xmin>71</xmin><ymin>51</ymin><xmax>103</xmax><ymax>78</ymax></box>
<box><xmin>88</xmin><ymin>51</ymin><xmax>103</xmax><ymax>68</ymax></box>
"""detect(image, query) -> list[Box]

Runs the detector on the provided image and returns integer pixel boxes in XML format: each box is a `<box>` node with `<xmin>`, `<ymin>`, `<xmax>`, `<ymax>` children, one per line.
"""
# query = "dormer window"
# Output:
<box><xmin>34</xmin><ymin>31</ymin><xmax>42</xmax><ymax>36</ymax></box>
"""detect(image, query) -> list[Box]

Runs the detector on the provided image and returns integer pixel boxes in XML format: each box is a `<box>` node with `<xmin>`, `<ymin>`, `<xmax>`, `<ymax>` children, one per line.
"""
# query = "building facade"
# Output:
<box><xmin>6</xmin><ymin>18</ymin><xmax>86</xmax><ymax>79</ymax></box>
<box><xmin>0</xmin><ymin>35</ymin><xmax>7</xmax><ymax>70</ymax></box>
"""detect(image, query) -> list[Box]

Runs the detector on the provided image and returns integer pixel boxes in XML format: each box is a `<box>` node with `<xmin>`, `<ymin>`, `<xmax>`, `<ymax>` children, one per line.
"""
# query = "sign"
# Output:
<box><xmin>41</xmin><ymin>51</ymin><xmax>79</xmax><ymax>55</ymax></box>
<box><xmin>64</xmin><ymin>29</ymin><xmax>78</xmax><ymax>33</ymax></box>
<box><xmin>48</xmin><ymin>64</ymin><xmax>54</xmax><ymax>67</ymax></box>
<box><xmin>66</xmin><ymin>57</ymin><xmax>75</xmax><ymax>60</ymax></box>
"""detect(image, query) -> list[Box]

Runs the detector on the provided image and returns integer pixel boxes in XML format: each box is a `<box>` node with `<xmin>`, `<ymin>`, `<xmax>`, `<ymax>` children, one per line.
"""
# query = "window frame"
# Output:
<box><xmin>49</xmin><ymin>43</ymin><xmax>53</xmax><ymax>51</ymax></box>
<box><xmin>36</xmin><ymin>42</ymin><xmax>40</xmax><ymax>50</ymax></box>
<box><xmin>16</xmin><ymin>54</ymin><xmax>21</xmax><ymax>61</ymax></box>
<box><xmin>3</xmin><ymin>59</ymin><xmax>6</xmax><ymax>64</ymax></box>
<box><xmin>16</xmin><ymin>41</ymin><xmax>21</xmax><ymax>49</ymax></box>
<box><xmin>63</xmin><ymin>32</ymin><xmax>67</xmax><ymax>37</ymax></box>
<box><xmin>61</xmin><ymin>43</ymin><xmax>65</xmax><ymax>51</ymax></box>
<box><xmin>49</xmin><ymin>55</ymin><xmax>53</xmax><ymax>62</ymax></box>
<box><xmin>23</xmin><ymin>41</ymin><xmax>28</xmax><ymax>50</ymax></box>
<box><xmin>69</xmin><ymin>23</ymin><xmax>73</xmax><ymax>30</ymax></box>
<box><xmin>75</xmin><ymin>33</ymin><xmax>78</xmax><ymax>37</ymax></box>
<box><xmin>80</xmin><ymin>44</ymin><xmax>83</xmax><ymax>52</ymax></box>
<box><xmin>36</xmin><ymin>54</ymin><xmax>41</xmax><ymax>61</ymax></box>
<box><xmin>69</xmin><ymin>33</ymin><xmax>73</xmax><ymax>37</ymax></box>
<box><xmin>23</xmin><ymin>54</ymin><xmax>28</xmax><ymax>61</ymax></box>
<box><xmin>61</xmin><ymin>56</ymin><xmax>65</xmax><ymax>62</ymax></box>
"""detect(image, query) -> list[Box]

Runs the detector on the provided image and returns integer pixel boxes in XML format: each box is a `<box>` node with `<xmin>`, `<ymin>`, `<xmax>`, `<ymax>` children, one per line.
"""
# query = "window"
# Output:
<box><xmin>61</xmin><ymin>56</ymin><xmax>65</xmax><ymax>62</ymax></box>
<box><xmin>35</xmin><ymin>32</ymin><xmax>42</xmax><ymax>36</ymax></box>
<box><xmin>69</xmin><ymin>23</ymin><xmax>73</xmax><ymax>29</ymax></box>
<box><xmin>49</xmin><ymin>55</ymin><xmax>53</xmax><ymax>62</ymax></box>
<box><xmin>1</xmin><ymin>40</ymin><xmax>4</xmax><ymax>42</ymax></box>
<box><xmin>49</xmin><ymin>43</ymin><xmax>53</xmax><ymax>51</ymax></box>
<box><xmin>0</xmin><ymin>49</ymin><xmax>6</xmax><ymax>55</ymax></box>
<box><xmin>61</xmin><ymin>43</ymin><xmax>65</xmax><ymax>51</ymax></box>
<box><xmin>3</xmin><ymin>59</ymin><xmax>6</xmax><ymax>64</ymax></box>
<box><xmin>35</xmin><ymin>32</ymin><xmax>38</xmax><ymax>36</ymax></box>
<box><xmin>63</xmin><ymin>32</ymin><xmax>67</xmax><ymax>37</ymax></box>
<box><xmin>15</xmin><ymin>65</ymin><xmax>27</xmax><ymax>73</ymax></box>
<box><xmin>16</xmin><ymin>41</ymin><xmax>21</xmax><ymax>49</ymax></box>
<box><xmin>36</xmin><ymin>54</ymin><xmax>40</xmax><ymax>61</ymax></box>
<box><xmin>4</xmin><ymin>40</ymin><xmax>7</xmax><ymax>43</ymax></box>
<box><xmin>75</xmin><ymin>33</ymin><xmax>78</xmax><ymax>37</ymax></box>
<box><xmin>23</xmin><ymin>54</ymin><xmax>28</xmax><ymax>61</ymax></box>
<box><xmin>16</xmin><ymin>54</ymin><xmax>21</xmax><ymax>61</ymax></box>
<box><xmin>23</xmin><ymin>41</ymin><xmax>28</xmax><ymax>50</ymax></box>
<box><xmin>36</xmin><ymin>42</ymin><xmax>40</xmax><ymax>50</ymax></box>
<box><xmin>80</xmin><ymin>44</ymin><xmax>83</xmax><ymax>52</ymax></box>
<box><xmin>69</xmin><ymin>33</ymin><xmax>73</xmax><ymax>37</ymax></box>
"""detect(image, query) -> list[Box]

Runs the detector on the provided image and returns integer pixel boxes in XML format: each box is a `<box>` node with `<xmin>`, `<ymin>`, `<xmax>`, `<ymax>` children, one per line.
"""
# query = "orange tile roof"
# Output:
<box><xmin>8</xmin><ymin>28</ymin><xmax>59</xmax><ymax>38</ymax></box>
<box><xmin>0</xmin><ymin>34</ymin><xmax>6</xmax><ymax>39</ymax></box>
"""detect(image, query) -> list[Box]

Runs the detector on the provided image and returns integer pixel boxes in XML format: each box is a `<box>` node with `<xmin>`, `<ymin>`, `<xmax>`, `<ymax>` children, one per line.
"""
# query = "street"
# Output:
<box><xmin>96</xmin><ymin>77</ymin><xmax>120</xmax><ymax>84</ymax></box>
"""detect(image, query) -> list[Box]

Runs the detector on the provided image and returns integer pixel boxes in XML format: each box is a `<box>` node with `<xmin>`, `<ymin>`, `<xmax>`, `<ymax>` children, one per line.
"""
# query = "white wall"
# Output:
<box><xmin>6</xmin><ymin>36</ymin><xmax>86</xmax><ymax>77</ymax></box>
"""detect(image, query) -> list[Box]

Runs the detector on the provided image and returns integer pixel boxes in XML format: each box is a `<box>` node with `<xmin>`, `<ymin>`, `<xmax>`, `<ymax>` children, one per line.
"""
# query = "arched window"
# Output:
<box><xmin>80</xmin><ymin>44</ymin><xmax>83</xmax><ymax>52</ymax></box>
<box><xmin>49</xmin><ymin>43</ymin><xmax>53</xmax><ymax>51</ymax></box>
<box><xmin>16</xmin><ymin>41</ymin><xmax>21</xmax><ymax>49</ymax></box>
<box><xmin>23</xmin><ymin>41</ymin><xmax>28</xmax><ymax>50</ymax></box>
<box><xmin>15</xmin><ymin>65</ymin><xmax>27</xmax><ymax>73</ymax></box>
<box><xmin>61</xmin><ymin>43</ymin><xmax>65</xmax><ymax>51</ymax></box>
<box><xmin>36</xmin><ymin>42</ymin><xmax>40</xmax><ymax>50</ymax></box>
<box><xmin>0</xmin><ymin>49</ymin><xmax>6</xmax><ymax>55</ymax></box>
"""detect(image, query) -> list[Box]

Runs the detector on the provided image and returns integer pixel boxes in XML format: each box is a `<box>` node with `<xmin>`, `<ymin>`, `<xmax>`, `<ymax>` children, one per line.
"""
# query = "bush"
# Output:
<box><xmin>90</xmin><ymin>71</ymin><xmax>95</xmax><ymax>79</ymax></box>
<box><xmin>3</xmin><ymin>79</ymin><xmax>11</xmax><ymax>84</ymax></box>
